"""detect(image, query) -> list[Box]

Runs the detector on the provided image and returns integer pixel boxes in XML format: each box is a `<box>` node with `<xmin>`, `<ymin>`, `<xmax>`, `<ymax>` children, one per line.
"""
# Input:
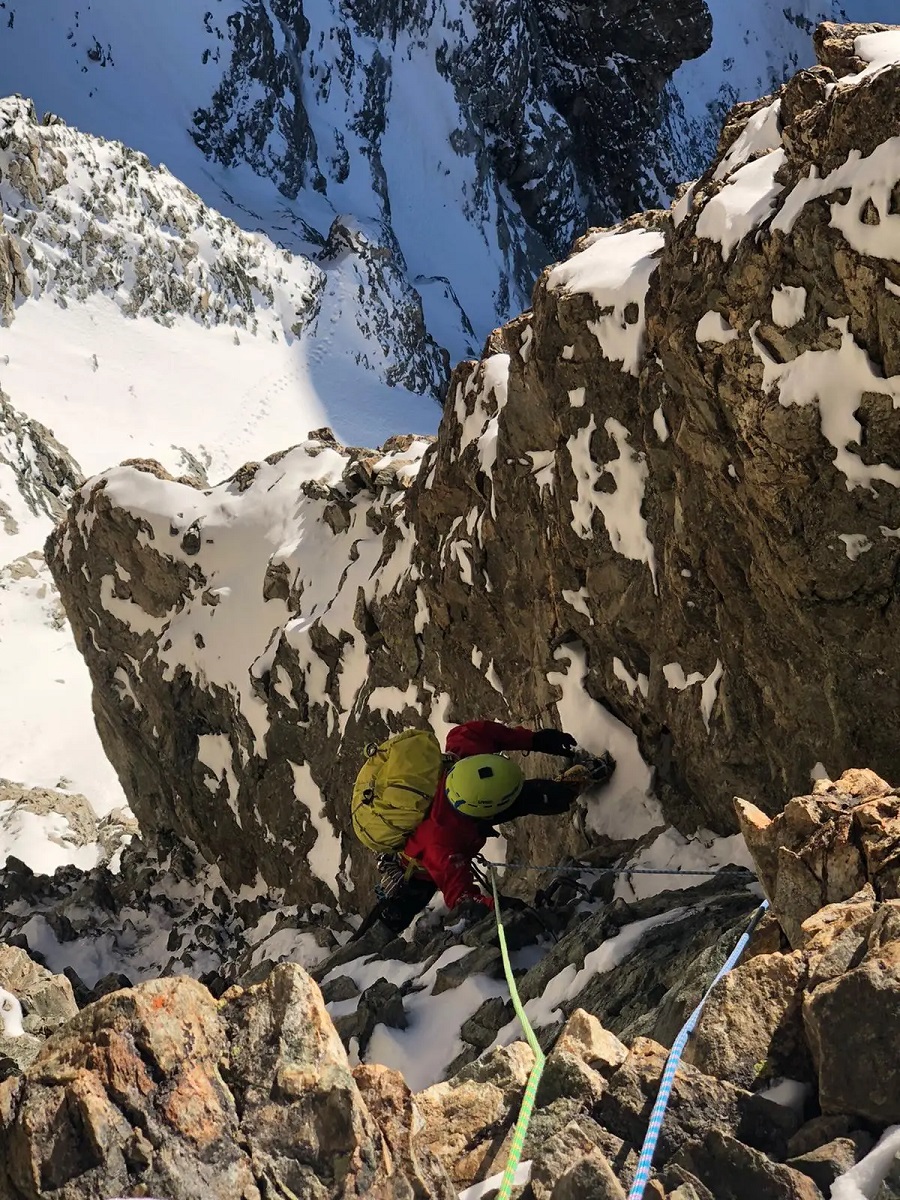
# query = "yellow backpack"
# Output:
<box><xmin>351</xmin><ymin>729</ymin><xmax>444</xmax><ymax>852</ymax></box>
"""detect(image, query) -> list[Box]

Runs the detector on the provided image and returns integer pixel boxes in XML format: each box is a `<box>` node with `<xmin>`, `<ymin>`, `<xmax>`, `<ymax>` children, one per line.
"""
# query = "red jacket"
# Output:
<box><xmin>401</xmin><ymin>720</ymin><xmax>535</xmax><ymax>909</ymax></box>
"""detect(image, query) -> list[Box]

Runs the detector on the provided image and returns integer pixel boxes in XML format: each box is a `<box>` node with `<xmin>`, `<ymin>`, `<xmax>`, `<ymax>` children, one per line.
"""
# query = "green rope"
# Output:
<box><xmin>490</xmin><ymin>868</ymin><xmax>545</xmax><ymax>1200</ymax></box>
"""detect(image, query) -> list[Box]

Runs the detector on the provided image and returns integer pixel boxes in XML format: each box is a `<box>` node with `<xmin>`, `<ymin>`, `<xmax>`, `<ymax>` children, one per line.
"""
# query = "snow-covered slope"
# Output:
<box><xmin>0</xmin><ymin>92</ymin><xmax>448</xmax><ymax>831</ymax></box>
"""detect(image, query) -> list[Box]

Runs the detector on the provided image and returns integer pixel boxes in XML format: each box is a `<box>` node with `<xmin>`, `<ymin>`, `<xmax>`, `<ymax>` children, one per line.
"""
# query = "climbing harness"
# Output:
<box><xmin>625</xmin><ymin>898</ymin><xmax>770</xmax><ymax>1200</ymax></box>
<box><xmin>489</xmin><ymin>868</ymin><xmax>546</xmax><ymax>1200</ymax></box>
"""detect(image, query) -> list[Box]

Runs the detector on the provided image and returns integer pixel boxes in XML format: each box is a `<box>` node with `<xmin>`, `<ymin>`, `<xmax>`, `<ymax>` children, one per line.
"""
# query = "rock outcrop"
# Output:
<box><xmin>42</xmin><ymin>22</ymin><xmax>900</xmax><ymax>902</ymax></box>
<box><xmin>0</xmin><ymin>386</ymin><xmax>83</xmax><ymax>534</ymax></box>
<box><xmin>191</xmin><ymin>0</ymin><xmax>714</xmax><ymax>298</ymax></box>
<box><xmin>0</xmin><ymin>966</ymin><xmax>401</xmax><ymax>1200</ymax></box>
<box><xmin>0</xmin><ymin>943</ymin><xmax>76</xmax><ymax>1079</ymax></box>
<box><xmin>2</xmin><ymin>829</ymin><xmax>900</xmax><ymax>1199</ymax></box>
<box><xmin>0</xmin><ymin>779</ymin><xmax>137</xmax><ymax>873</ymax></box>
<box><xmin>733</xmin><ymin>766</ymin><xmax>900</xmax><ymax>1128</ymax></box>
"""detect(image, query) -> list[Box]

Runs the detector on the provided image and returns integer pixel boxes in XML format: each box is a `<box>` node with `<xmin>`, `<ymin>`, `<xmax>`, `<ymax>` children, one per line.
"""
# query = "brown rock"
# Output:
<box><xmin>667</xmin><ymin>1183</ymin><xmax>712</xmax><ymax>1200</ymax></box>
<box><xmin>0</xmin><ymin>965</ymin><xmax>400</xmax><ymax>1200</ymax></box>
<box><xmin>597</xmin><ymin>1038</ymin><xmax>800</xmax><ymax>1163</ymax></box>
<box><xmin>815</xmin><ymin>769</ymin><xmax>893</xmax><ymax>804</ymax></box>
<box><xmin>813</xmin><ymin>21</ymin><xmax>892</xmax><ymax>77</ymax></box>
<box><xmin>803</xmin><ymin>893</ymin><xmax>878</xmax><ymax>989</ymax></box>
<box><xmin>663</xmin><ymin>1174</ymin><xmax>714</xmax><ymax>1200</ymax></box>
<box><xmin>671</xmin><ymin>1130</ymin><xmax>824</xmax><ymax>1199</ymax></box>
<box><xmin>353</xmin><ymin>1063</ymin><xmax>456</xmax><ymax>1199</ymax></box>
<box><xmin>548</xmin><ymin>1152</ymin><xmax>626</xmax><ymax>1200</ymax></box>
<box><xmin>0</xmin><ymin>943</ymin><xmax>78</xmax><ymax>1036</ymax></box>
<box><xmin>798</xmin><ymin>885</ymin><xmax>877</xmax><ymax>950</ymax></box>
<box><xmin>746</xmin><ymin>911</ymin><xmax>788</xmax><ymax>959</ymax></box>
<box><xmin>686</xmin><ymin>950</ymin><xmax>811</xmax><ymax>1088</ymax></box>
<box><xmin>553</xmin><ymin>1008</ymin><xmax>628</xmax><ymax>1076</ymax></box>
<box><xmin>804</xmin><ymin>914</ymin><xmax>900</xmax><ymax>1123</ymax></box>
<box><xmin>529</xmin><ymin>1117</ymin><xmax>626</xmax><ymax>1200</ymax></box>
<box><xmin>787</xmin><ymin>1113</ymin><xmax>860</xmax><ymax>1158</ymax></box>
<box><xmin>854</xmin><ymin>799</ymin><xmax>900</xmax><ymax>897</ymax></box>
<box><xmin>220</xmin><ymin>964</ymin><xmax>387</xmax><ymax>1197</ymax></box>
<box><xmin>452</xmin><ymin>1040</ymin><xmax>535</xmax><ymax>1101</ymax></box>
<box><xmin>734</xmin><ymin>779</ymin><xmax>895</xmax><ymax>947</ymax></box>
<box><xmin>734</xmin><ymin>800</ymin><xmax>778</xmax><ymax>897</ymax></box>
<box><xmin>657</xmin><ymin>1161</ymin><xmax>715</xmax><ymax>1200</ymax></box>
<box><xmin>537</xmin><ymin>1048</ymin><xmax>607</xmax><ymax>1108</ymax></box>
<box><xmin>786</xmin><ymin>1133</ymin><xmax>873</xmax><ymax>1193</ymax></box>
<box><xmin>0</xmin><ymin>976</ymin><xmax>254</xmax><ymax>1200</ymax></box>
<box><xmin>415</xmin><ymin>1078</ymin><xmax>512</xmax><ymax>1188</ymax></box>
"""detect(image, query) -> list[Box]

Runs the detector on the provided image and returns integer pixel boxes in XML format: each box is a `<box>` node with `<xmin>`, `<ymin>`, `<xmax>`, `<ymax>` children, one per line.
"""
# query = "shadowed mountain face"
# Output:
<box><xmin>0</xmin><ymin>1</ymin><xmax>855</xmax><ymax>363</ymax></box>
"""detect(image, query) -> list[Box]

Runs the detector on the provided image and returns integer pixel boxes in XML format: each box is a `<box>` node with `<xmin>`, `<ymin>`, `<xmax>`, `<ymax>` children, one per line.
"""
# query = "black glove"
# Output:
<box><xmin>496</xmin><ymin>894</ymin><xmax>529</xmax><ymax>913</ymax></box>
<box><xmin>532</xmin><ymin>728</ymin><xmax>577</xmax><ymax>756</ymax></box>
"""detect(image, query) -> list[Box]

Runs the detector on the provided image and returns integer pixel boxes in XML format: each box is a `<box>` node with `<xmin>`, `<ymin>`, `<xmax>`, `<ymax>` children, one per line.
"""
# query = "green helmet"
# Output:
<box><xmin>446</xmin><ymin>754</ymin><xmax>524</xmax><ymax>818</ymax></box>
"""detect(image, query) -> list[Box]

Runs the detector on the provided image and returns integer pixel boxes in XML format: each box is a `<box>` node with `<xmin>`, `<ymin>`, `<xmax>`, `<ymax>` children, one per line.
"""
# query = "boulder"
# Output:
<box><xmin>0</xmin><ymin>965</ymin><xmax>406</xmax><ymax>1200</ymax></box>
<box><xmin>597</xmin><ymin>1038</ymin><xmax>801</xmax><ymax>1163</ymax></box>
<box><xmin>670</xmin><ymin>1130</ymin><xmax>824</xmax><ymax>1199</ymax></box>
<box><xmin>415</xmin><ymin>1074</ymin><xmax>516</xmax><ymax>1188</ymax></box>
<box><xmin>552</xmin><ymin>1008</ymin><xmax>628</xmax><ymax>1077</ymax></box>
<box><xmin>0</xmin><ymin>943</ymin><xmax>78</xmax><ymax>1036</ymax></box>
<box><xmin>735</xmin><ymin>778</ymin><xmax>900</xmax><ymax>946</ymax></box>
<box><xmin>527</xmin><ymin>1116</ymin><xmax>629</xmax><ymax>1200</ymax></box>
<box><xmin>352</xmin><ymin>1063</ymin><xmax>457</xmax><ymax>1199</ymax></box>
<box><xmin>685</xmin><ymin>950</ymin><xmax>811</xmax><ymax>1088</ymax></box>
<box><xmin>547</xmin><ymin>1152</ymin><xmax>626</xmax><ymax>1200</ymax></box>
<box><xmin>0</xmin><ymin>944</ymin><xmax>78</xmax><ymax>1078</ymax></box>
<box><xmin>452</xmin><ymin>1040</ymin><xmax>536</xmax><ymax>1101</ymax></box>
<box><xmin>0</xmin><ymin>975</ymin><xmax>256</xmax><ymax>1200</ymax></box>
<box><xmin>804</xmin><ymin>906</ymin><xmax>900</xmax><ymax>1123</ymax></box>
<box><xmin>786</xmin><ymin>1133</ymin><xmax>873</xmax><ymax>1193</ymax></box>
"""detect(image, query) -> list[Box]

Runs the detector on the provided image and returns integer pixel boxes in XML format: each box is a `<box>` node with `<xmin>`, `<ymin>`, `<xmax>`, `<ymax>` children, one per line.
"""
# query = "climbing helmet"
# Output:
<box><xmin>445</xmin><ymin>754</ymin><xmax>524</xmax><ymax>818</ymax></box>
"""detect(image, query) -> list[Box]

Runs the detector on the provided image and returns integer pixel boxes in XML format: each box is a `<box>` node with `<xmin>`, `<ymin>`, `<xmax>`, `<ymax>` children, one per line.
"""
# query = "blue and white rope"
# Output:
<box><xmin>625</xmin><ymin>899</ymin><xmax>770</xmax><ymax>1200</ymax></box>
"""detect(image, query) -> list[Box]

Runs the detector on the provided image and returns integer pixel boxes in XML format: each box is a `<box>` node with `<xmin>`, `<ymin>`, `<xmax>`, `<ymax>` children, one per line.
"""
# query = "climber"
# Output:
<box><xmin>356</xmin><ymin>720</ymin><xmax>615</xmax><ymax>938</ymax></box>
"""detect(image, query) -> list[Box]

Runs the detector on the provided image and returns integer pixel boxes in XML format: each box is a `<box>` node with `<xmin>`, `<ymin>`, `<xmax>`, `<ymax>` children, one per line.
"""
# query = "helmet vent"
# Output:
<box><xmin>478</xmin><ymin>766</ymin><xmax>494</xmax><ymax>779</ymax></box>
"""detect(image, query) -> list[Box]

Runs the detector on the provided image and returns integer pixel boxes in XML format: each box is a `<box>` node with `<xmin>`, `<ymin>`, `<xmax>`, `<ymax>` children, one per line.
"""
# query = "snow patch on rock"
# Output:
<box><xmin>547</xmin><ymin>229</ymin><xmax>665</xmax><ymax>376</ymax></box>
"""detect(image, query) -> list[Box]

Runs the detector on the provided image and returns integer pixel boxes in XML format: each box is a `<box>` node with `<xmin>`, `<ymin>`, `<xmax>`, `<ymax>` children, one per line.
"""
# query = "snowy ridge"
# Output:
<box><xmin>0</xmin><ymin>97</ymin><xmax>323</xmax><ymax>334</ymax></box>
<box><xmin>0</xmin><ymin>95</ymin><xmax>445</xmax><ymax>844</ymax></box>
<box><xmin>688</xmin><ymin>31</ymin><xmax>900</xmax><ymax>500</ymax></box>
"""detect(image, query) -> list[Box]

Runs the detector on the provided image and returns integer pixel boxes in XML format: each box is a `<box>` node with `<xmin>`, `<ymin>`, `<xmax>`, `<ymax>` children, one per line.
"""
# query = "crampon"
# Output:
<box><xmin>556</xmin><ymin>749</ymin><xmax>616</xmax><ymax>791</ymax></box>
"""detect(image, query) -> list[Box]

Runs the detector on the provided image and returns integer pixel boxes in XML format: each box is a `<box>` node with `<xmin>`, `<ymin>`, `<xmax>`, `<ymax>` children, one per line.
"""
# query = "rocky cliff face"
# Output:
<box><xmin>192</xmin><ymin>0</ymin><xmax>713</xmax><ymax>274</ymax></box>
<box><xmin>43</xmin><ymin>22</ymin><xmax>900</xmax><ymax>906</ymax></box>
<box><xmin>2</xmin><ymin>772</ymin><xmax>900</xmax><ymax>1198</ymax></box>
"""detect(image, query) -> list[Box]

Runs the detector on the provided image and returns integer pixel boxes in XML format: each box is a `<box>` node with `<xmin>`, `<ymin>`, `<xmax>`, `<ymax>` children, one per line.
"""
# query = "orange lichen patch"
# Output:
<box><xmin>159</xmin><ymin>1065</ymin><xmax>233</xmax><ymax>1147</ymax></box>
